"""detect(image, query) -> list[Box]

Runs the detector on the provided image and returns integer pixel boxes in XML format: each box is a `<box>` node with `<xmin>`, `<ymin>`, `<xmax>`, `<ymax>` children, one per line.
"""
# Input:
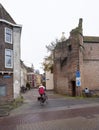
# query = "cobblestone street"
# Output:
<box><xmin>0</xmin><ymin>89</ymin><xmax>99</xmax><ymax>130</ymax></box>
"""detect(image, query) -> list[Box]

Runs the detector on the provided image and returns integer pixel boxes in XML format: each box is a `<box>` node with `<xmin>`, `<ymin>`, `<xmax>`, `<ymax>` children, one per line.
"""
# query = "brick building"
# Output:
<box><xmin>0</xmin><ymin>4</ymin><xmax>22</xmax><ymax>100</ymax></box>
<box><xmin>53</xmin><ymin>18</ymin><xmax>99</xmax><ymax>96</ymax></box>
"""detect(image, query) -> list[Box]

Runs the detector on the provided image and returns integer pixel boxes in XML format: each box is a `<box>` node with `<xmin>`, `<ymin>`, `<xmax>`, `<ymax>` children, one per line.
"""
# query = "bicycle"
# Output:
<box><xmin>38</xmin><ymin>93</ymin><xmax>48</xmax><ymax>105</ymax></box>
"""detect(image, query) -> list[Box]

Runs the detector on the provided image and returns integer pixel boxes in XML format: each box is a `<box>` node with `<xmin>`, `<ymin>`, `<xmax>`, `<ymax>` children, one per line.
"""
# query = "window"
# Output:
<box><xmin>5</xmin><ymin>49</ymin><xmax>13</xmax><ymax>68</ymax></box>
<box><xmin>0</xmin><ymin>85</ymin><xmax>6</xmax><ymax>96</ymax></box>
<box><xmin>5</xmin><ymin>27</ymin><xmax>12</xmax><ymax>43</ymax></box>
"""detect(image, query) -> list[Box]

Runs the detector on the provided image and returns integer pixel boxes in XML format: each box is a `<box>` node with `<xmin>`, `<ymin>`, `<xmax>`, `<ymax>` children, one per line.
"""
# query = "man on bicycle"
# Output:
<box><xmin>38</xmin><ymin>84</ymin><xmax>48</xmax><ymax>104</ymax></box>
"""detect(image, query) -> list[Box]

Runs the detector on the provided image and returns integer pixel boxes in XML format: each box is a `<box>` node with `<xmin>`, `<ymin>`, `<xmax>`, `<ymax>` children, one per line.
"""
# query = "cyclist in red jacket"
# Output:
<box><xmin>38</xmin><ymin>84</ymin><xmax>48</xmax><ymax>103</ymax></box>
<box><xmin>38</xmin><ymin>84</ymin><xmax>45</xmax><ymax>97</ymax></box>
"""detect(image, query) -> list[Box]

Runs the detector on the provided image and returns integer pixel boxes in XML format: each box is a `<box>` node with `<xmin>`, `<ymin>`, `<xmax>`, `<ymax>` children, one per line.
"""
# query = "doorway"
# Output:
<box><xmin>71</xmin><ymin>81</ymin><xmax>76</xmax><ymax>96</ymax></box>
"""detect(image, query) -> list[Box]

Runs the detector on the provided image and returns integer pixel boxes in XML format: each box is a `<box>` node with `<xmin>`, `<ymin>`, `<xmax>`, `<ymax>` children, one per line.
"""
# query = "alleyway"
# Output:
<box><xmin>0</xmin><ymin>89</ymin><xmax>99</xmax><ymax>130</ymax></box>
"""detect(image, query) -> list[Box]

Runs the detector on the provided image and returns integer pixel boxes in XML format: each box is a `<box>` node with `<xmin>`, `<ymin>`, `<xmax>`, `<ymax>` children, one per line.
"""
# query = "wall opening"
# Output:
<box><xmin>71</xmin><ymin>81</ymin><xmax>76</xmax><ymax>96</ymax></box>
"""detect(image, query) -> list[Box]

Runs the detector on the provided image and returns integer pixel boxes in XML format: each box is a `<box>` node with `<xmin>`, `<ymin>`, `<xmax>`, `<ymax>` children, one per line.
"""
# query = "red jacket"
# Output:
<box><xmin>39</xmin><ymin>86</ymin><xmax>45</xmax><ymax>94</ymax></box>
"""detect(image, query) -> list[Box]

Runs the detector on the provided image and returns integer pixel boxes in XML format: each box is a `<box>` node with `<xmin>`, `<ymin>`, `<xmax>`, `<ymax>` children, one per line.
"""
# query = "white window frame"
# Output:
<box><xmin>5</xmin><ymin>49</ymin><xmax>13</xmax><ymax>68</ymax></box>
<box><xmin>5</xmin><ymin>27</ymin><xmax>12</xmax><ymax>44</ymax></box>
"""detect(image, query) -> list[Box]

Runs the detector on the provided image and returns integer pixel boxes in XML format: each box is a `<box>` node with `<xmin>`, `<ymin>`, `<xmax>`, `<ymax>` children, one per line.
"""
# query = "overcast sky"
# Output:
<box><xmin>0</xmin><ymin>0</ymin><xmax>99</xmax><ymax>73</ymax></box>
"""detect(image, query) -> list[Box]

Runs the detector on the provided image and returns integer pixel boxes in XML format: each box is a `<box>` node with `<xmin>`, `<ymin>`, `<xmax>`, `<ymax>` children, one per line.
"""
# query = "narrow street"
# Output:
<box><xmin>0</xmin><ymin>89</ymin><xmax>99</xmax><ymax>130</ymax></box>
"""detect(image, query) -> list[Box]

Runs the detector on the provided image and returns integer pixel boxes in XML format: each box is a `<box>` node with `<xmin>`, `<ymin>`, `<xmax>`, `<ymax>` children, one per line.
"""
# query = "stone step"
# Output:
<box><xmin>0</xmin><ymin>109</ymin><xmax>9</xmax><ymax>117</ymax></box>
<box><xmin>0</xmin><ymin>103</ymin><xmax>13</xmax><ymax>117</ymax></box>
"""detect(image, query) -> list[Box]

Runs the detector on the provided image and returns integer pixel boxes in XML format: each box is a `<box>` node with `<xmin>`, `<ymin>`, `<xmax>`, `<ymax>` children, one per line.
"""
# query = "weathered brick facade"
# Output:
<box><xmin>53</xmin><ymin>19</ymin><xmax>99</xmax><ymax>96</ymax></box>
<box><xmin>0</xmin><ymin>4</ymin><xmax>22</xmax><ymax>101</ymax></box>
<box><xmin>0</xmin><ymin>7</ymin><xmax>14</xmax><ymax>100</ymax></box>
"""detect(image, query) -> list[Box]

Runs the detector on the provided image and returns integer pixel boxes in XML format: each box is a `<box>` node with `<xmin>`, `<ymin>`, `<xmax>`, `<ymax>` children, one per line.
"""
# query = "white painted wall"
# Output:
<box><xmin>13</xmin><ymin>27</ymin><xmax>22</xmax><ymax>98</ymax></box>
<box><xmin>21</xmin><ymin>66</ymin><xmax>27</xmax><ymax>87</ymax></box>
<box><xmin>46</xmin><ymin>71</ymin><xmax>54</xmax><ymax>90</ymax></box>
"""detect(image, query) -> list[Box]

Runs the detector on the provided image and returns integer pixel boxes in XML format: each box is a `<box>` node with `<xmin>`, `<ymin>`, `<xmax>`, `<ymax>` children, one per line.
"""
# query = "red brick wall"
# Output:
<box><xmin>53</xmin><ymin>19</ymin><xmax>99</xmax><ymax>96</ymax></box>
<box><xmin>53</xmin><ymin>42</ymin><xmax>69</xmax><ymax>94</ymax></box>
<box><xmin>54</xmin><ymin>33</ymin><xmax>80</xmax><ymax>95</ymax></box>
<box><xmin>83</xmin><ymin>43</ymin><xmax>99</xmax><ymax>90</ymax></box>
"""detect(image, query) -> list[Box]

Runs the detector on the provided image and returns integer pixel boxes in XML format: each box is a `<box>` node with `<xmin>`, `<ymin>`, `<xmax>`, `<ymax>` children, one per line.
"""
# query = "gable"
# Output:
<box><xmin>0</xmin><ymin>4</ymin><xmax>16</xmax><ymax>24</ymax></box>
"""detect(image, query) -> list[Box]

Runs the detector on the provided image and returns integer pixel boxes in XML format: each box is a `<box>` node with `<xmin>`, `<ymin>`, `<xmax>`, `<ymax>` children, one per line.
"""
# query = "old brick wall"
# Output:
<box><xmin>53</xmin><ymin>33</ymin><xmax>81</xmax><ymax>95</ymax></box>
<box><xmin>53</xmin><ymin>19</ymin><xmax>99</xmax><ymax>96</ymax></box>
<box><xmin>53</xmin><ymin>19</ymin><xmax>84</xmax><ymax>96</ymax></box>
<box><xmin>67</xmin><ymin>32</ymin><xmax>82</xmax><ymax>96</ymax></box>
<box><xmin>53</xmin><ymin>42</ymin><xmax>69</xmax><ymax>94</ymax></box>
<box><xmin>83</xmin><ymin>43</ymin><xmax>99</xmax><ymax>90</ymax></box>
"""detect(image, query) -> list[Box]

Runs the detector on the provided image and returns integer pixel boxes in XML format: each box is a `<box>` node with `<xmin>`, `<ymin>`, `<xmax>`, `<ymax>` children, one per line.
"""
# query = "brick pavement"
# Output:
<box><xmin>0</xmin><ymin>89</ymin><xmax>99</xmax><ymax>130</ymax></box>
<box><xmin>14</xmin><ymin>116</ymin><xmax>99</xmax><ymax>130</ymax></box>
<box><xmin>0</xmin><ymin>112</ymin><xmax>99</xmax><ymax>130</ymax></box>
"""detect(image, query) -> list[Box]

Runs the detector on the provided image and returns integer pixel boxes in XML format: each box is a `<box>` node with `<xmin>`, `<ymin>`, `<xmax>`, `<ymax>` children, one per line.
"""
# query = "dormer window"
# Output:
<box><xmin>5</xmin><ymin>27</ymin><xmax>12</xmax><ymax>44</ymax></box>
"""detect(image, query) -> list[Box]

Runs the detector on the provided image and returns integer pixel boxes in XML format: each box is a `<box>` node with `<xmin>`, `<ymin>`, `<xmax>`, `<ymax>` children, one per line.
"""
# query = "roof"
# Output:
<box><xmin>0</xmin><ymin>3</ymin><xmax>16</xmax><ymax>24</ymax></box>
<box><xmin>83</xmin><ymin>36</ymin><xmax>99</xmax><ymax>43</ymax></box>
